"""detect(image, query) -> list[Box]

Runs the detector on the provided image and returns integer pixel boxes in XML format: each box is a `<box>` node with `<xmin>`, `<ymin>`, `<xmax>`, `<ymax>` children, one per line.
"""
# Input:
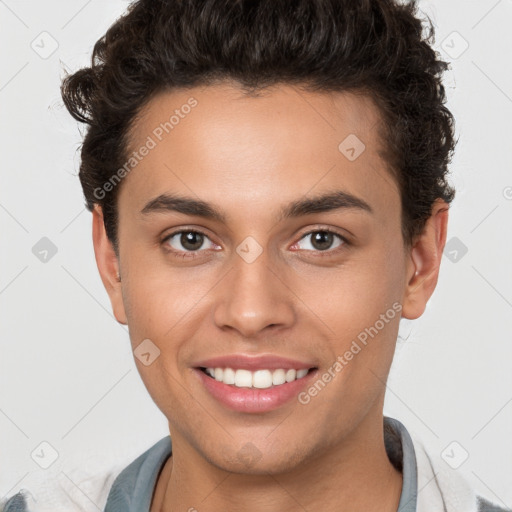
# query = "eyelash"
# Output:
<box><xmin>161</xmin><ymin>227</ymin><xmax>350</xmax><ymax>260</ymax></box>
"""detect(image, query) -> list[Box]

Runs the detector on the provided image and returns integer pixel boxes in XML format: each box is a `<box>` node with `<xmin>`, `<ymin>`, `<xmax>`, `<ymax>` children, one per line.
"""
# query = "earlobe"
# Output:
<box><xmin>91</xmin><ymin>205</ymin><xmax>128</xmax><ymax>325</ymax></box>
<box><xmin>401</xmin><ymin>199</ymin><xmax>449</xmax><ymax>320</ymax></box>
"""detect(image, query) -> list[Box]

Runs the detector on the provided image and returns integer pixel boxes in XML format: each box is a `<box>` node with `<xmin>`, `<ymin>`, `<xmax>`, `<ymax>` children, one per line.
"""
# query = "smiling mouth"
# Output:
<box><xmin>199</xmin><ymin>367</ymin><xmax>317</xmax><ymax>389</ymax></box>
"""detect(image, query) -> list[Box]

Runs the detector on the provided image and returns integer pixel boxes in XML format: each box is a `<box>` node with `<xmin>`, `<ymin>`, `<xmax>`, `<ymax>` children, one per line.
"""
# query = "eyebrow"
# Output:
<box><xmin>140</xmin><ymin>190</ymin><xmax>373</xmax><ymax>222</ymax></box>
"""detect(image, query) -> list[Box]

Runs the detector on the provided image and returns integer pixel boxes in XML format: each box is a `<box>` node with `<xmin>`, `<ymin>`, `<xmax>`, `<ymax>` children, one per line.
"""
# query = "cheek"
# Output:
<box><xmin>119</xmin><ymin>257</ymin><xmax>221</xmax><ymax>386</ymax></box>
<box><xmin>121</xmin><ymin>260</ymin><xmax>202</xmax><ymax>338</ymax></box>
<box><xmin>311</xmin><ymin>241</ymin><xmax>406</xmax><ymax>379</ymax></box>
<box><xmin>310</xmin><ymin>252</ymin><xmax>403</xmax><ymax>336</ymax></box>
<box><xmin>120</xmin><ymin>269</ymin><xmax>193</xmax><ymax>411</ymax></box>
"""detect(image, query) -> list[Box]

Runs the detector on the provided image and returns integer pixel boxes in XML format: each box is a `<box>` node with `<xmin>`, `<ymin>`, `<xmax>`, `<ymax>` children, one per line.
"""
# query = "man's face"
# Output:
<box><xmin>103</xmin><ymin>82</ymin><xmax>417</xmax><ymax>473</ymax></box>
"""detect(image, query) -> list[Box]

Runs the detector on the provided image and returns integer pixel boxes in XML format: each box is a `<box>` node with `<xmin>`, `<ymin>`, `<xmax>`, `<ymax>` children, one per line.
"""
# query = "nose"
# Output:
<box><xmin>212</xmin><ymin>247</ymin><xmax>296</xmax><ymax>338</ymax></box>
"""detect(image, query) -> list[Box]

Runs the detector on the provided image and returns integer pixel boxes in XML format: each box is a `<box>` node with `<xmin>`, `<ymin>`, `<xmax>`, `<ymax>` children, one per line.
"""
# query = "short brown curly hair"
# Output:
<box><xmin>61</xmin><ymin>0</ymin><xmax>456</xmax><ymax>253</ymax></box>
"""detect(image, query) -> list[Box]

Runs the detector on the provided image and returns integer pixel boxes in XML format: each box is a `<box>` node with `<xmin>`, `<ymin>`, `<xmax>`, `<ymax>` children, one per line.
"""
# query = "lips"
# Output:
<box><xmin>193</xmin><ymin>354</ymin><xmax>318</xmax><ymax>412</ymax></box>
<box><xmin>194</xmin><ymin>354</ymin><xmax>315</xmax><ymax>371</ymax></box>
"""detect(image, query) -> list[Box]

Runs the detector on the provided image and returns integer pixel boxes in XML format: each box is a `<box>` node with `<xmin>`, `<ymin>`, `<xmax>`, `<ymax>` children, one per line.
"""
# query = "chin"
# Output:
<box><xmin>210</xmin><ymin>441</ymin><xmax>308</xmax><ymax>476</ymax></box>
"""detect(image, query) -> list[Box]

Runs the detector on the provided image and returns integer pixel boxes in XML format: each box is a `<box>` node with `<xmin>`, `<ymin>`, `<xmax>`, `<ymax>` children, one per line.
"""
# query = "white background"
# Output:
<box><xmin>1</xmin><ymin>0</ymin><xmax>511</xmax><ymax>509</ymax></box>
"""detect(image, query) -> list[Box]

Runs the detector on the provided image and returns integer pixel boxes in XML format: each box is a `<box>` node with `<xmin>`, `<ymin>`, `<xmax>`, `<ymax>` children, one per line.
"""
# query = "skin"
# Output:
<box><xmin>92</xmin><ymin>81</ymin><xmax>449</xmax><ymax>511</ymax></box>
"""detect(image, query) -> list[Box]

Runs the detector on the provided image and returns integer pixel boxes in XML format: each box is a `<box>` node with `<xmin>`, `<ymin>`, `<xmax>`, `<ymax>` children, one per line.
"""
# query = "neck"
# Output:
<box><xmin>153</xmin><ymin>412</ymin><xmax>403</xmax><ymax>512</ymax></box>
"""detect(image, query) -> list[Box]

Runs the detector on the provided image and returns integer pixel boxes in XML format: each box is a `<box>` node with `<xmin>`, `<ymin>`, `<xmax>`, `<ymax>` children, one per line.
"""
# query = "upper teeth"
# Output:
<box><xmin>205</xmin><ymin>368</ymin><xmax>309</xmax><ymax>389</ymax></box>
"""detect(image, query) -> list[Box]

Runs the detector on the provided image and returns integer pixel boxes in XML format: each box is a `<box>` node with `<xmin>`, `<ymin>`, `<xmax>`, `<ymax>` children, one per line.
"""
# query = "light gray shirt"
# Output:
<box><xmin>102</xmin><ymin>416</ymin><xmax>419</xmax><ymax>511</ymax></box>
<box><xmin>3</xmin><ymin>416</ymin><xmax>508</xmax><ymax>511</ymax></box>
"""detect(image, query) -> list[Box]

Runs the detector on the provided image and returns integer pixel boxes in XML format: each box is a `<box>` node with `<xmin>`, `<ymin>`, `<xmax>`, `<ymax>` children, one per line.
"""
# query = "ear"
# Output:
<box><xmin>92</xmin><ymin>205</ymin><xmax>127</xmax><ymax>324</ymax></box>
<box><xmin>401</xmin><ymin>198</ymin><xmax>449</xmax><ymax>320</ymax></box>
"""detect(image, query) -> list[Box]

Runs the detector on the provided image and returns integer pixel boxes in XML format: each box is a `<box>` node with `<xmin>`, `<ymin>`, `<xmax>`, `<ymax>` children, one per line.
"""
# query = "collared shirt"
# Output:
<box><xmin>102</xmin><ymin>416</ymin><xmax>418</xmax><ymax>512</ymax></box>
<box><xmin>3</xmin><ymin>416</ymin><xmax>508</xmax><ymax>511</ymax></box>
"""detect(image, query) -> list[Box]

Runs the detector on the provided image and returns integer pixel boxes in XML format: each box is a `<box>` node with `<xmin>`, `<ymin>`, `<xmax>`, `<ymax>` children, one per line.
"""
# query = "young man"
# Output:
<box><xmin>2</xmin><ymin>0</ymin><xmax>509</xmax><ymax>511</ymax></box>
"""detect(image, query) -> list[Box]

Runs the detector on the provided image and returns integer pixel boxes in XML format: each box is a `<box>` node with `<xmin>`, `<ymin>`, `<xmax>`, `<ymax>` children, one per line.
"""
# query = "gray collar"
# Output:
<box><xmin>103</xmin><ymin>415</ymin><xmax>418</xmax><ymax>512</ymax></box>
<box><xmin>384</xmin><ymin>416</ymin><xmax>418</xmax><ymax>512</ymax></box>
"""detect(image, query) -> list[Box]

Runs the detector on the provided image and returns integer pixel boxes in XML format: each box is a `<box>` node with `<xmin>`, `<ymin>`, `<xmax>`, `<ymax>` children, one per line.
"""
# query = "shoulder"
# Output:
<box><xmin>397</xmin><ymin>420</ymin><xmax>511</xmax><ymax>512</ymax></box>
<box><xmin>477</xmin><ymin>496</ymin><xmax>512</xmax><ymax>512</ymax></box>
<box><xmin>104</xmin><ymin>436</ymin><xmax>172</xmax><ymax>511</ymax></box>
<box><xmin>0</xmin><ymin>461</ymin><xmax>123</xmax><ymax>511</ymax></box>
<box><xmin>1</xmin><ymin>437</ymin><xmax>171</xmax><ymax>512</ymax></box>
<box><xmin>0</xmin><ymin>490</ymin><xmax>32</xmax><ymax>512</ymax></box>
<box><xmin>107</xmin><ymin>436</ymin><xmax>171</xmax><ymax>495</ymax></box>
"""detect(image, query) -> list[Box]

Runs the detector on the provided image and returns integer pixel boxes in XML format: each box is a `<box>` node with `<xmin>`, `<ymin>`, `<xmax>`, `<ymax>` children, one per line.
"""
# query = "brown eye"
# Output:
<box><xmin>296</xmin><ymin>230</ymin><xmax>346</xmax><ymax>252</ymax></box>
<box><xmin>179</xmin><ymin>231</ymin><xmax>204</xmax><ymax>251</ymax></box>
<box><xmin>310</xmin><ymin>231</ymin><xmax>335</xmax><ymax>251</ymax></box>
<box><xmin>163</xmin><ymin>230</ymin><xmax>215</xmax><ymax>254</ymax></box>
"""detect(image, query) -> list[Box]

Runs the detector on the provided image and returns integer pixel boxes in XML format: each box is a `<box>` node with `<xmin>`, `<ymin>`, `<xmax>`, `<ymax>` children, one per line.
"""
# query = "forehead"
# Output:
<box><xmin>120</xmin><ymin>81</ymin><xmax>400</xmax><ymax>225</ymax></box>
